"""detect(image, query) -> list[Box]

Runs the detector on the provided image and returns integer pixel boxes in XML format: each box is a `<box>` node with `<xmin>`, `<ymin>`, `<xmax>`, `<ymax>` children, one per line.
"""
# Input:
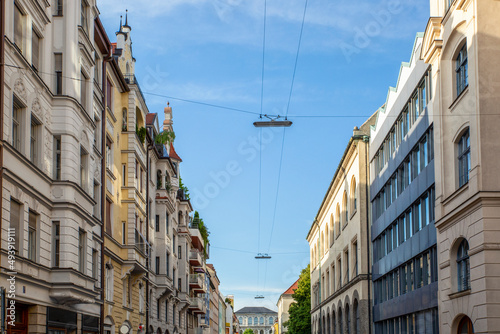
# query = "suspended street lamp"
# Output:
<box><xmin>255</xmin><ymin>253</ymin><xmax>271</xmax><ymax>259</ymax></box>
<box><xmin>253</xmin><ymin>115</ymin><xmax>292</xmax><ymax>128</ymax></box>
<box><xmin>255</xmin><ymin>295</ymin><xmax>265</xmax><ymax>299</ymax></box>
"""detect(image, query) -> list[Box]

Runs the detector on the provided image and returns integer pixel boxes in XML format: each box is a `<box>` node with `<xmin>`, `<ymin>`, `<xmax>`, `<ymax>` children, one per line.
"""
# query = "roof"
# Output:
<box><xmin>235</xmin><ymin>307</ymin><xmax>277</xmax><ymax>315</ymax></box>
<box><xmin>282</xmin><ymin>279</ymin><xmax>299</xmax><ymax>295</ymax></box>
<box><xmin>169</xmin><ymin>143</ymin><xmax>182</xmax><ymax>161</ymax></box>
<box><xmin>146</xmin><ymin>113</ymin><xmax>156</xmax><ymax>125</ymax></box>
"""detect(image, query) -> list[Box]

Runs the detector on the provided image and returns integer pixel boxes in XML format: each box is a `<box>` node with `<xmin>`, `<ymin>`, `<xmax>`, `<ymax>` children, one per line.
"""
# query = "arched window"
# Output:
<box><xmin>330</xmin><ymin>214</ymin><xmax>334</xmax><ymax>244</ymax></box>
<box><xmin>346</xmin><ymin>304</ymin><xmax>350</xmax><ymax>334</ymax></box>
<box><xmin>456</xmin><ymin>43</ymin><xmax>468</xmax><ymax>96</ymax></box>
<box><xmin>122</xmin><ymin>108</ymin><xmax>128</xmax><ymax>131</ymax></box>
<box><xmin>326</xmin><ymin>314</ymin><xmax>331</xmax><ymax>334</ymax></box>
<box><xmin>335</xmin><ymin>204</ymin><xmax>341</xmax><ymax>237</ymax></box>
<box><xmin>254</xmin><ymin>317</ymin><xmax>258</xmax><ymax>325</ymax></box>
<box><xmin>320</xmin><ymin>232</ymin><xmax>324</xmax><ymax>256</ymax></box>
<box><xmin>458</xmin><ymin>129</ymin><xmax>470</xmax><ymax>187</ymax></box>
<box><xmin>457</xmin><ymin>316</ymin><xmax>474</xmax><ymax>334</ymax></box>
<box><xmin>354</xmin><ymin>300</ymin><xmax>360</xmax><ymax>333</ymax></box>
<box><xmin>260</xmin><ymin>317</ymin><xmax>264</xmax><ymax>325</ymax></box>
<box><xmin>325</xmin><ymin>225</ymin><xmax>329</xmax><ymax>250</ymax></box>
<box><xmin>248</xmin><ymin>317</ymin><xmax>252</xmax><ymax>325</ymax></box>
<box><xmin>239</xmin><ymin>317</ymin><xmax>243</xmax><ymax>325</ymax></box>
<box><xmin>332</xmin><ymin>311</ymin><xmax>336</xmax><ymax>334</ymax></box>
<box><xmin>457</xmin><ymin>239</ymin><xmax>470</xmax><ymax>291</ymax></box>
<box><xmin>157</xmin><ymin>170</ymin><xmax>162</xmax><ymax>189</ymax></box>
<box><xmin>338</xmin><ymin>308</ymin><xmax>343</xmax><ymax>334</ymax></box>
<box><xmin>350</xmin><ymin>177</ymin><xmax>357</xmax><ymax>213</ymax></box>
<box><xmin>269</xmin><ymin>317</ymin><xmax>273</xmax><ymax>324</ymax></box>
<box><xmin>342</xmin><ymin>191</ymin><xmax>348</xmax><ymax>225</ymax></box>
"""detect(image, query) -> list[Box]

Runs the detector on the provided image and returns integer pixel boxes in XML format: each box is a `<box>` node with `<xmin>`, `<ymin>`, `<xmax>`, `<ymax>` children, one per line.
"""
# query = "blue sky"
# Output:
<box><xmin>98</xmin><ymin>0</ymin><xmax>430</xmax><ymax>311</ymax></box>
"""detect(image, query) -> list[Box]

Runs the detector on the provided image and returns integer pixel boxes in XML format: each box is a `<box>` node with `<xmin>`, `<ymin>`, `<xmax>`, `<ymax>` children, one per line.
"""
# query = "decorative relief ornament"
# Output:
<box><xmin>14</xmin><ymin>78</ymin><xmax>27</xmax><ymax>100</ymax></box>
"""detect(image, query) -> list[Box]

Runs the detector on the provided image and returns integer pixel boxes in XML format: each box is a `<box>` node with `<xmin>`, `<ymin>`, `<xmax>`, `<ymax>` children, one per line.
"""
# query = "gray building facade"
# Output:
<box><xmin>369</xmin><ymin>35</ymin><xmax>439</xmax><ymax>333</ymax></box>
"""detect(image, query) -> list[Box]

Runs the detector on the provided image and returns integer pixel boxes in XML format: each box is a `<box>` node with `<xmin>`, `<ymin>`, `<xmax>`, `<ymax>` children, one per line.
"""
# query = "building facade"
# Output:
<box><xmin>422</xmin><ymin>0</ymin><xmax>500</xmax><ymax>332</ymax></box>
<box><xmin>276</xmin><ymin>279</ymin><xmax>298</xmax><ymax>334</ymax></box>
<box><xmin>235</xmin><ymin>307</ymin><xmax>277</xmax><ymax>334</ymax></box>
<box><xmin>2</xmin><ymin>1</ymin><xmax>104</xmax><ymax>333</ymax></box>
<box><xmin>369</xmin><ymin>35</ymin><xmax>438</xmax><ymax>333</ymax></box>
<box><xmin>307</xmin><ymin>115</ymin><xmax>375</xmax><ymax>334</ymax></box>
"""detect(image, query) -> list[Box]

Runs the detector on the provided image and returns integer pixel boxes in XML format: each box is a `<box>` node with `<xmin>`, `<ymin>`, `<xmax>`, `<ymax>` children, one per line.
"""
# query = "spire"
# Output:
<box><xmin>124</xmin><ymin>9</ymin><xmax>130</xmax><ymax>27</ymax></box>
<box><xmin>119</xmin><ymin>15</ymin><xmax>123</xmax><ymax>31</ymax></box>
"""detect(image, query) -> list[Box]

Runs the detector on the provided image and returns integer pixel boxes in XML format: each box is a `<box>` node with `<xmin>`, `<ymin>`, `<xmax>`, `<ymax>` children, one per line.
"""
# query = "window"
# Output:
<box><xmin>335</xmin><ymin>204</ymin><xmax>341</xmax><ymax>237</ymax></box>
<box><xmin>353</xmin><ymin>241</ymin><xmax>358</xmax><ymax>276</ymax></box>
<box><xmin>10</xmin><ymin>199</ymin><xmax>21</xmax><ymax>252</ymax></box>
<box><xmin>106</xmin><ymin>77</ymin><xmax>113</xmax><ymax>111</ymax></box>
<box><xmin>12</xmin><ymin>98</ymin><xmax>22</xmax><ymax>151</ymax></box>
<box><xmin>105</xmin><ymin>263</ymin><xmax>113</xmax><ymax>301</ymax></box>
<box><xmin>28</xmin><ymin>210</ymin><xmax>37</xmax><ymax>261</ymax></box>
<box><xmin>157</xmin><ymin>298</ymin><xmax>161</xmax><ymax>320</ymax></box>
<box><xmin>345</xmin><ymin>250</ymin><xmax>350</xmax><ymax>282</ymax></box>
<box><xmin>79</xmin><ymin>229</ymin><xmax>86</xmax><ymax>272</ymax></box>
<box><xmin>122</xmin><ymin>108</ymin><xmax>127</xmax><ymax>131</ymax></box>
<box><xmin>92</xmin><ymin>249</ymin><xmax>98</xmax><ymax>279</ymax></box>
<box><xmin>55</xmin><ymin>0</ymin><xmax>63</xmax><ymax>15</ymax></box>
<box><xmin>458</xmin><ymin>130</ymin><xmax>470</xmax><ymax>187</ymax></box>
<box><xmin>155</xmin><ymin>215</ymin><xmax>160</xmax><ymax>232</ymax></box>
<box><xmin>81</xmin><ymin>0</ymin><xmax>89</xmax><ymax>33</ymax></box>
<box><xmin>30</xmin><ymin>116</ymin><xmax>41</xmax><ymax>165</ymax></box>
<box><xmin>351</xmin><ymin>178</ymin><xmax>357</xmax><ymax>213</ymax></box>
<box><xmin>54</xmin><ymin>53</ymin><xmax>63</xmax><ymax>95</ymax></box>
<box><xmin>456</xmin><ymin>44</ymin><xmax>468</xmax><ymax>96</ymax></box>
<box><xmin>32</xmin><ymin>28</ymin><xmax>40</xmax><ymax>71</ymax></box>
<box><xmin>248</xmin><ymin>317</ymin><xmax>252</xmax><ymax>325</ymax></box>
<box><xmin>53</xmin><ymin>136</ymin><xmax>61</xmax><ymax>179</ymax></box>
<box><xmin>166</xmin><ymin>252</ymin><xmax>170</xmax><ymax>276</ymax></box>
<box><xmin>155</xmin><ymin>256</ymin><xmax>160</xmax><ymax>275</ymax></box>
<box><xmin>342</xmin><ymin>191</ymin><xmax>348</xmax><ymax>225</ymax></box>
<box><xmin>166</xmin><ymin>211</ymin><xmax>169</xmax><ymax>234</ymax></box>
<box><xmin>80</xmin><ymin>147</ymin><xmax>88</xmax><ymax>189</ymax></box>
<box><xmin>81</xmin><ymin>71</ymin><xmax>88</xmax><ymax>110</ymax></box>
<box><xmin>105</xmin><ymin>138</ymin><xmax>112</xmax><ymax>170</ymax></box>
<box><xmin>14</xmin><ymin>4</ymin><xmax>24</xmax><ymax>52</ymax></box>
<box><xmin>165</xmin><ymin>300</ymin><xmax>169</xmax><ymax>322</ymax></box>
<box><xmin>53</xmin><ymin>222</ymin><xmax>60</xmax><ymax>267</ymax></box>
<box><xmin>457</xmin><ymin>239</ymin><xmax>470</xmax><ymax>292</ymax></box>
<box><xmin>254</xmin><ymin>317</ymin><xmax>258</xmax><ymax>325</ymax></box>
<box><xmin>260</xmin><ymin>317</ymin><xmax>264</xmax><ymax>325</ymax></box>
<box><xmin>178</xmin><ymin>246</ymin><xmax>182</xmax><ymax>259</ymax></box>
<box><xmin>457</xmin><ymin>316</ymin><xmax>474</xmax><ymax>334</ymax></box>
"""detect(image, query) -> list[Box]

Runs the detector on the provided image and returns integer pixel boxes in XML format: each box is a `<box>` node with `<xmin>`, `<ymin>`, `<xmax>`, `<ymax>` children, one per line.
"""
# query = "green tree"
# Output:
<box><xmin>243</xmin><ymin>329</ymin><xmax>254</xmax><ymax>334</ymax></box>
<box><xmin>192</xmin><ymin>211</ymin><xmax>210</xmax><ymax>258</ymax></box>
<box><xmin>284</xmin><ymin>264</ymin><xmax>311</xmax><ymax>334</ymax></box>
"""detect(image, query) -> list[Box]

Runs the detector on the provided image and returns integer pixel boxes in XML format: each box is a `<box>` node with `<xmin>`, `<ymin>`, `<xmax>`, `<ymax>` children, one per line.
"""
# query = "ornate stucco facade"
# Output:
<box><xmin>235</xmin><ymin>307</ymin><xmax>277</xmax><ymax>334</ymax></box>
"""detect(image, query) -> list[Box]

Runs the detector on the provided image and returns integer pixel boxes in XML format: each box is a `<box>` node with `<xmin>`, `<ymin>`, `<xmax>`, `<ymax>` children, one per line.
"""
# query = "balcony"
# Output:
<box><xmin>124</xmin><ymin>74</ymin><xmax>147</xmax><ymax>103</ymax></box>
<box><xmin>189</xmin><ymin>250</ymin><xmax>202</xmax><ymax>267</ymax></box>
<box><xmin>189</xmin><ymin>224</ymin><xmax>204</xmax><ymax>252</ymax></box>
<box><xmin>189</xmin><ymin>273</ymin><xmax>206</xmax><ymax>293</ymax></box>
<box><xmin>188</xmin><ymin>295</ymin><xmax>207</xmax><ymax>315</ymax></box>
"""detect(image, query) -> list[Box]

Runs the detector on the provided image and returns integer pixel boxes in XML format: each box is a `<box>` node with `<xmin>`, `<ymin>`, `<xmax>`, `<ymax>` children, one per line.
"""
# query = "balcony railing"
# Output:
<box><xmin>189</xmin><ymin>273</ymin><xmax>205</xmax><ymax>291</ymax></box>
<box><xmin>189</xmin><ymin>250</ymin><xmax>202</xmax><ymax>266</ymax></box>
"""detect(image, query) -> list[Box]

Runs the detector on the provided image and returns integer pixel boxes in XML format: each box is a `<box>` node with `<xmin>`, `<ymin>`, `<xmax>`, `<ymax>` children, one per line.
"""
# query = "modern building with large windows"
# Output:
<box><xmin>369</xmin><ymin>35</ymin><xmax>439</xmax><ymax>333</ymax></box>
<box><xmin>422</xmin><ymin>1</ymin><xmax>500</xmax><ymax>332</ymax></box>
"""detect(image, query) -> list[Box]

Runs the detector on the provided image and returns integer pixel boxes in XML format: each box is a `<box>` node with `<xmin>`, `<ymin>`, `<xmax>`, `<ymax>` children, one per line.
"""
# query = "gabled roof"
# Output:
<box><xmin>235</xmin><ymin>307</ymin><xmax>277</xmax><ymax>315</ymax></box>
<box><xmin>282</xmin><ymin>279</ymin><xmax>299</xmax><ymax>295</ymax></box>
<box><xmin>169</xmin><ymin>143</ymin><xmax>182</xmax><ymax>162</ymax></box>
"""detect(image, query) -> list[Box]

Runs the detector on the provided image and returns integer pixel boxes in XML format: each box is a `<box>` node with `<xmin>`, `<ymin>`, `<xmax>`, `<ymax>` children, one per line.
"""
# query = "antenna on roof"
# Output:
<box><xmin>255</xmin><ymin>253</ymin><xmax>271</xmax><ymax>259</ymax></box>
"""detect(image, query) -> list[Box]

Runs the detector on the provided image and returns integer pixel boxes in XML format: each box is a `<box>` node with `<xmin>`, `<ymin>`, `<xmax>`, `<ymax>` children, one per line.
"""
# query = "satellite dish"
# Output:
<box><xmin>120</xmin><ymin>324</ymin><xmax>130</xmax><ymax>334</ymax></box>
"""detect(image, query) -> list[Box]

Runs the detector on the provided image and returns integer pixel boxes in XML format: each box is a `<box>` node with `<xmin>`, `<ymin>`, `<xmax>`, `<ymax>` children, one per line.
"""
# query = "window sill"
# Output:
<box><xmin>449</xmin><ymin>85</ymin><xmax>469</xmax><ymax>112</ymax></box>
<box><xmin>448</xmin><ymin>289</ymin><xmax>470</xmax><ymax>299</ymax></box>
<box><xmin>442</xmin><ymin>182</ymin><xmax>468</xmax><ymax>207</ymax></box>
<box><xmin>350</xmin><ymin>209</ymin><xmax>357</xmax><ymax>220</ymax></box>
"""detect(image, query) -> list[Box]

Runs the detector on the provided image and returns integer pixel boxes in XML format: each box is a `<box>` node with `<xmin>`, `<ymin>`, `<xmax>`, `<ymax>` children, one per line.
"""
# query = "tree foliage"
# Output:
<box><xmin>179</xmin><ymin>177</ymin><xmax>190</xmax><ymax>200</ymax></box>
<box><xmin>283</xmin><ymin>264</ymin><xmax>311</xmax><ymax>334</ymax></box>
<box><xmin>243</xmin><ymin>329</ymin><xmax>254</xmax><ymax>334</ymax></box>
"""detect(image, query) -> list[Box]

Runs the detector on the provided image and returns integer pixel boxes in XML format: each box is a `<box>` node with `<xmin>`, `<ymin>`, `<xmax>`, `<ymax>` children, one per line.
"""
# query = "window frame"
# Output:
<box><xmin>455</xmin><ymin>43</ymin><xmax>468</xmax><ymax>97</ymax></box>
<box><xmin>458</xmin><ymin>129</ymin><xmax>470</xmax><ymax>188</ymax></box>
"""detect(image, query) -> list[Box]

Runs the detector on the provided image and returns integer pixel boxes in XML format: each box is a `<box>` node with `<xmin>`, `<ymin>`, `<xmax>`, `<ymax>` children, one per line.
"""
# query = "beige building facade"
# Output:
<box><xmin>276</xmin><ymin>279</ymin><xmax>298</xmax><ymax>334</ymax></box>
<box><xmin>307</xmin><ymin>114</ymin><xmax>375</xmax><ymax>334</ymax></box>
<box><xmin>422</xmin><ymin>0</ymin><xmax>500</xmax><ymax>333</ymax></box>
